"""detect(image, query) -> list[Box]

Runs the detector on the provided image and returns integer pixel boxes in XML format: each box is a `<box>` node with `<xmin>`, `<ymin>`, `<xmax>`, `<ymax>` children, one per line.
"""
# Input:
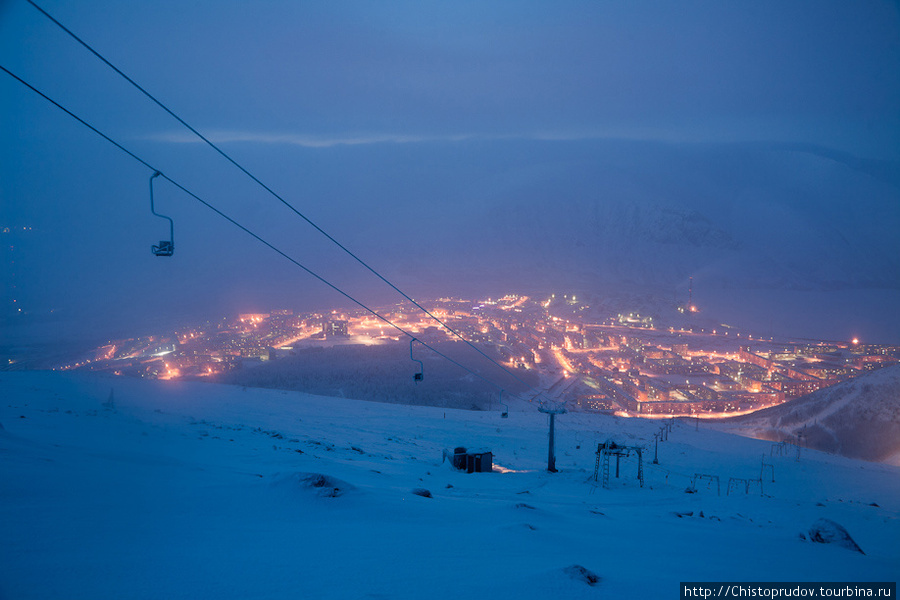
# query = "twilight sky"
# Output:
<box><xmin>2</xmin><ymin>0</ymin><xmax>900</xmax><ymax>344</ymax></box>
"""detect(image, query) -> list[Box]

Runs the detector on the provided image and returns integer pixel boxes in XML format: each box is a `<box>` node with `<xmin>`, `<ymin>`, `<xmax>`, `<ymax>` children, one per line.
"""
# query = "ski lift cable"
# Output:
<box><xmin>0</xmin><ymin>63</ymin><xmax>515</xmax><ymax>400</ymax></box>
<box><xmin>24</xmin><ymin>0</ymin><xmax>547</xmax><ymax>399</ymax></box>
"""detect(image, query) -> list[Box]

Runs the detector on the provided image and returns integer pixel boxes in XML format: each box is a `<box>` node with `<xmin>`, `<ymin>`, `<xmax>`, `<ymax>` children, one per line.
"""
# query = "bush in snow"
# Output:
<box><xmin>807</xmin><ymin>518</ymin><xmax>865</xmax><ymax>554</ymax></box>
<box><xmin>563</xmin><ymin>564</ymin><xmax>601</xmax><ymax>586</ymax></box>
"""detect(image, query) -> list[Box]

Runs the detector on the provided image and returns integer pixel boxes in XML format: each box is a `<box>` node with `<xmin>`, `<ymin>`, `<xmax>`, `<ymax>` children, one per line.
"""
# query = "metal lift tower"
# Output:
<box><xmin>538</xmin><ymin>403</ymin><xmax>567</xmax><ymax>472</ymax></box>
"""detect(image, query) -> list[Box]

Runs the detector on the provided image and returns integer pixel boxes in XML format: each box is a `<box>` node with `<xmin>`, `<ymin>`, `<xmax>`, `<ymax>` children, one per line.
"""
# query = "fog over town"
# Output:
<box><xmin>2</xmin><ymin>2</ymin><xmax>899</xmax><ymax>598</ymax></box>
<box><xmin>3</xmin><ymin>1</ymin><xmax>899</xmax><ymax>350</ymax></box>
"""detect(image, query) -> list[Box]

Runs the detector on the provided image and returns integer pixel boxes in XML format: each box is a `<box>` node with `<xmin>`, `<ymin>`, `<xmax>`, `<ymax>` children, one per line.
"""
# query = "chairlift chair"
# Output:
<box><xmin>499</xmin><ymin>389</ymin><xmax>508</xmax><ymax>418</ymax></box>
<box><xmin>410</xmin><ymin>338</ymin><xmax>424</xmax><ymax>383</ymax></box>
<box><xmin>153</xmin><ymin>240</ymin><xmax>174</xmax><ymax>256</ymax></box>
<box><xmin>149</xmin><ymin>171</ymin><xmax>174</xmax><ymax>256</ymax></box>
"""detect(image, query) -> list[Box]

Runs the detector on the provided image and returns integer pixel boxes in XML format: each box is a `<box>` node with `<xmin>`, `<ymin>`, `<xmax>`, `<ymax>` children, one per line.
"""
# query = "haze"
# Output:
<box><xmin>2</xmin><ymin>0</ymin><xmax>899</xmax><ymax>346</ymax></box>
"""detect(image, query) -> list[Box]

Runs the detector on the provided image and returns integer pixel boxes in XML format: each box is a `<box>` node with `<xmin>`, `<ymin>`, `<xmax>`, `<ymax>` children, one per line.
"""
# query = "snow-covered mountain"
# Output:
<box><xmin>377</xmin><ymin>141</ymin><xmax>900</xmax><ymax>292</ymax></box>
<box><xmin>2</xmin><ymin>371</ymin><xmax>898</xmax><ymax>598</ymax></box>
<box><xmin>717</xmin><ymin>364</ymin><xmax>900</xmax><ymax>466</ymax></box>
<box><xmin>367</xmin><ymin>140</ymin><xmax>900</xmax><ymax>342</ymax></box>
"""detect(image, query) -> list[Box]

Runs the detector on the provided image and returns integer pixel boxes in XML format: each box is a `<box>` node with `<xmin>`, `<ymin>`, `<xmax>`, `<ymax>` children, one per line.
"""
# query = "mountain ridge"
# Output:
<box><xmin>716</xmin><ymin>363</ymin><xmax>900</xmax><ymax>465</ymax></box>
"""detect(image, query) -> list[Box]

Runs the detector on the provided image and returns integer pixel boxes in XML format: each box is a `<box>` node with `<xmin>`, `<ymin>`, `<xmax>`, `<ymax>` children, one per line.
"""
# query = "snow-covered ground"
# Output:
<box><xmin>717</xmin><ymin>364</ymin><xmax>900</xmax><ymax>466</ymax></box>
<box><xmin>2</xmin><ymin>371</ymin><xmax>898</xmax><ymax>599</ymax></box>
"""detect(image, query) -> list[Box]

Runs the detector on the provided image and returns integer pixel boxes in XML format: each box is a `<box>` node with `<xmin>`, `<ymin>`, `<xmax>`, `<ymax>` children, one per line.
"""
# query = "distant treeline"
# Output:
<box><xmin>218</xmin><ymin>341</ymin><xmax>537</xmax><ymax>410</ymax></box>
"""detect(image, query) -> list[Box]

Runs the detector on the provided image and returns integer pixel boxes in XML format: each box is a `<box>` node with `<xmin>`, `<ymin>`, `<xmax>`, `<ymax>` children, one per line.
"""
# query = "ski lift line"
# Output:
<box><xmin>0</xmin><ymin>64</ymin><xmax>157</xmax><ymax>172</ymax></box>
<box><xmin>0</xmin><ymin>63</ymin><xmax>517</xmax><ymax>402</ymax></box>
<box><xmin>25</xmin><ymin>0</ymin><xmax>543</xmax><ymax>398</ymax></box>
<box><xmin>166</xmin><ymin>170</ymin><xmax>505</xmax><ymax>393</ymax></box>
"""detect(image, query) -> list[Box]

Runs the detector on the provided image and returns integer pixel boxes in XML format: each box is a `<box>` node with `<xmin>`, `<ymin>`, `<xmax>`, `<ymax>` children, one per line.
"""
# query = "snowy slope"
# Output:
<box><xmin>1</xmin><ymin>371</ymin><xmax>898</xmax><ymax>599</ymax></box>
<box><xmin>717</xmin><ymin>364</ymin><xmax>900</xmax><ymax>465</ymax></box>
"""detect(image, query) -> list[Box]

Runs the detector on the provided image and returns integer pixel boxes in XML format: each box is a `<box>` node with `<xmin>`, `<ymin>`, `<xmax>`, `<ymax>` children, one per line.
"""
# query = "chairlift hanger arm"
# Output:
<box><xmin>410</xmin><ymin>338</ymin><xmax>424</xmax><ymax>382</ymax></box>
<box><xmin>149</xmin><ymin>171</ymin><xmax>174</xmax><ymax>256</ymax></box>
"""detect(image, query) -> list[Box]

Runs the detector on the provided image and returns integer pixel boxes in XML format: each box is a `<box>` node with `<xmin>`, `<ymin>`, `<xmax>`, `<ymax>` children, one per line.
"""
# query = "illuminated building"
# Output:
<box><xmin>324</xmin><ymin>320</ymin><xmax>349</xmax><ymax>337</ymax></box>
